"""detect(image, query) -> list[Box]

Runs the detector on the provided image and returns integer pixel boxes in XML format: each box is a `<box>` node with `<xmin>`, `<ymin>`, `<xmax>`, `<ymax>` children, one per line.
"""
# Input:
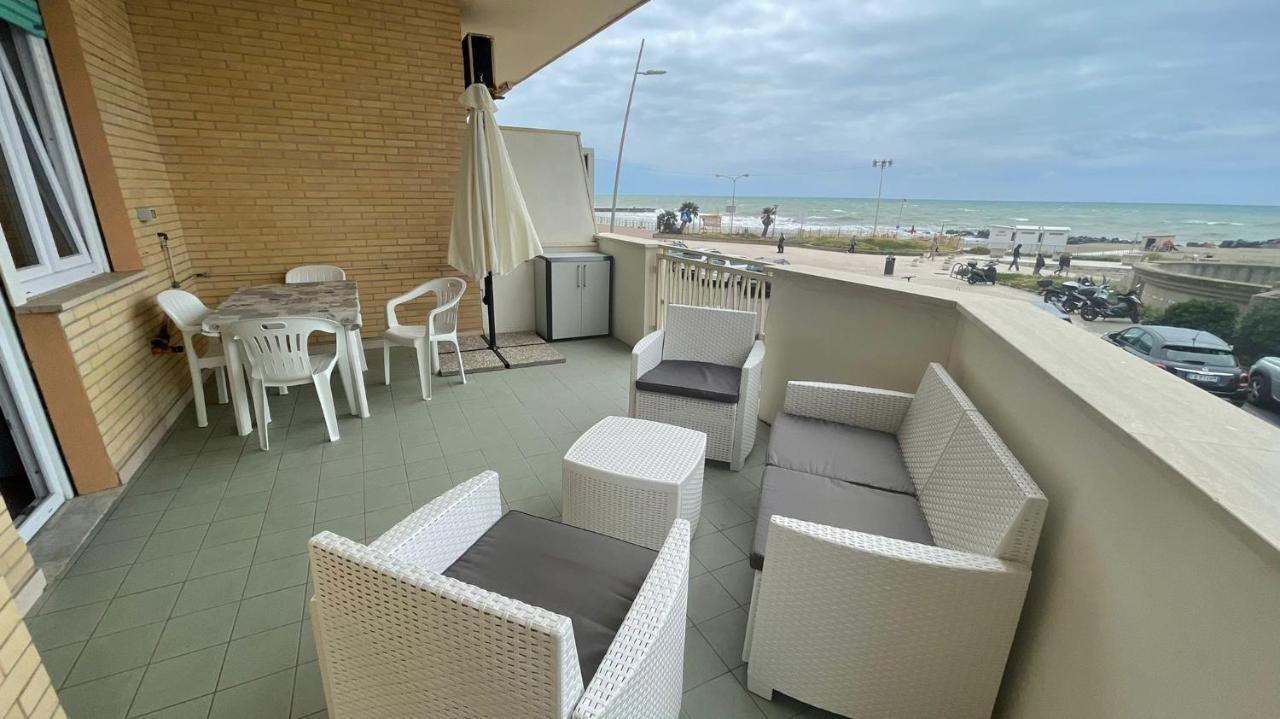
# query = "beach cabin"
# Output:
<box><xmin>988</xmin><ymin>224</ymin><xmax>1070</xmax><ymax>256</ymax></box>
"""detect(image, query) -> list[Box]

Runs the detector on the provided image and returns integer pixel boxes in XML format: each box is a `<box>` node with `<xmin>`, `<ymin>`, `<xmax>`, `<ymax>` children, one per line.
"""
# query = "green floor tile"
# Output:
<box><xmin>94</xmin><ymin>584</ymin><xmax>182</xmax><ymax>637</ymax></box>
<box><xmin>66</xmin><ymin>622</ymin><xmax>164</xmax><ymax>686</ymax></box>
<box><xmin>231</xmin><ymin>585</ymin><xmax>305</xmax><ymax>639</ymax></box>
<box><xmin>119</xmin><ymin>552</ymin><xmax>197</xmax><ymax>596</ymax></box>
<box><xmin>36</xmin><ymin>641</ymin><xmax>83</xmax><ymax>688</ymax></box>
<box><xmin>682</xmin><ymin>671</ymin><xmax>767</xmax><ymax>719</ymax></box>
<box><xmin>218</xmin><ymin>623</ymin><xmax>301</xmax><ymax>689</ymax></box>
<box><xmin>41</xmin><ymin>567</ymin><xmax>129</xmax><ymax>613</ymax></box>
<box><xmin>59</xmin><ymin>666</ymin><xmax>144</xmax><ymax>719</ymax></box>
<box><xmin>202</xmin><ymin>514</ymin><xmax>265</xmax><ymax>549</ymax></box>
<box><xmin>130</xmin><ymin>645</ymin><xmax>226</xmax><ymax>717</ymax></box>
<box><xmin>27</xmin><ymin>601</ymin><xmax>109</xmax><ymax>649</ymax></box>
<box><xmin>290</xmin><ymin>661</ymin><xmax>325</xmax><ymax>719</ymax></box>
<box><xmin>139</xmin><ymin>526</ymin><xmax>208</xmax><ymax>563</ymax></box>
<box><xmin>64</xmin><ymin>537</ymin><xmax>148</xmax><ymax>577</ymax></box>
<box><xmin>172</xmin><ymin>568</ymin><xmax>249</xmax><ymax>617</ymax></box>
<box><xmin>153</xmin><ymin>604</ymin><xmax>238</xmax><ymax>662</ymax></box>
<box><xmin>189</xmin><ymin>539</ymin><xmax>258</xmax><ymax>579</ymax></box>
<box><xmin>134</xmin><ymin>695</ymin><xmax>214</xmax><ymax>719</ymax></box>
<box><xmin>691</xmin><ymin>532</ymin><xmax>747</xmax><ymax>572</ymax></box>
<box><xmin>208</xmin><ymin>668</ymin><xmax>295</xmax><ymax>719</ymax></box>
<box><xmin>244</xmin><ymin>555</ymin><xmax>309</xmax><ymax>598</ymax></box>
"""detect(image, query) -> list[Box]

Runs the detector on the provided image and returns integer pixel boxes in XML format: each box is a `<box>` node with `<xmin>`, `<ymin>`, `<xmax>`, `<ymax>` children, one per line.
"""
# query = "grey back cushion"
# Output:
<box><xmin>897</xmin><ymin>363</ymin><xmax>975</xmax><ymax>492</ymax></box>
<box><xmin>443</xmin><ymin>511</ymin><xmax>657</xmax><ymax>685</ymax></box>
<box><xmin>752</xmin><ymin>466</ymin><xmax>933</xmax><ymax>570</ymax></box>
<box><xmin>767</xmin><ymin>412</ymin><xmax>915</xmax><ymax>495</ymax></box>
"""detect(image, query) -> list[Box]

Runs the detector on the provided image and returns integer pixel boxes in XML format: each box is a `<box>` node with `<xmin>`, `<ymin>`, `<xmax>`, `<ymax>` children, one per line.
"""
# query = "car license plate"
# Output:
<box><xmin>1186</xmin><ymin>372</ymin><xmax>1214</xmax><ymax>383</ymax></box>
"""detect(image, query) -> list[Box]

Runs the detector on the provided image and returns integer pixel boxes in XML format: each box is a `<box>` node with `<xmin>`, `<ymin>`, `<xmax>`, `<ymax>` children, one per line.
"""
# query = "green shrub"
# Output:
<box><xmin>969</xmin><ymin>245</ymin><xmax>991</xmax><ymax>255</ymax></box>
<box><xmin>656</xmin><ymin>209</ymin><xmax>680</xmax><ymax>234</ymax></box>
<box><xmin>1234</xmin><ymin>302</ymin><xmax>1280</xmax><ymax>364</ymax></box>
<box><xmin>1146</xmin><ymin>299</ymin><xmax>1239</xmax><ymax>339</ymax></box>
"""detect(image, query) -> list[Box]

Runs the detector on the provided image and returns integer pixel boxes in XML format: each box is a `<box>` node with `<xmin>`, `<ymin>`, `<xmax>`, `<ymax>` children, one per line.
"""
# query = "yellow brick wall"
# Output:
<box><xmin>56</xmin><ymin>0</ymin><xmax>202</xmax><ymax>470</ymax></box>
<box><xmin>0</xmin><ymin>515</ymin><xmax>62</xmax><ymax>719</ymax></box>
<box><xmin>127</xmin><ymin>0</ymin><xmax>476</xmax><ymax>336</ymax></box>
<box><xmin>0</xmin><ymin>520</ymin><xmax>34</xmax><ymax>609</ymax></box>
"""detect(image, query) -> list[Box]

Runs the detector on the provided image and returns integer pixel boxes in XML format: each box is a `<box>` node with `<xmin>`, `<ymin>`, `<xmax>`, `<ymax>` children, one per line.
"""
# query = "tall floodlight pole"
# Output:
<box><xmin>715</xmin><ymin>173</ymin><xmax>750</xmax><ymax>233</ymax></box>
<box><xmin>608</xmin><ymin>39</ymin><xmax>666</xmax><ymax>233</ymax></box>
<box><xmin>871</xmin><ymin>159</ymin><xmax>893</xmax><ymax>237</ymax></box>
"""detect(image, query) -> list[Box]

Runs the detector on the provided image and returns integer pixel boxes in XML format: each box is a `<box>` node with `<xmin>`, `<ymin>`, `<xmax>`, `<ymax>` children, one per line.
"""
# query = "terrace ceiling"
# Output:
<box><xmin>460</xmin><ymin>0</ymin><xmax>649</xmax><ymax>90</ymax></box>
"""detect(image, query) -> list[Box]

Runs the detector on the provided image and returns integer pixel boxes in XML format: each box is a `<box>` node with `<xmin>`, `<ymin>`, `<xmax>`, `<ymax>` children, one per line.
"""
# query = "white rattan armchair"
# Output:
<box><xmin>309</xmin><ymin>471</ymin><xmax>690</xmax><ymax>719</ymax></box>
<box><xmin>629</xmin><ymin>304</ymin><xmax>763</xmax><ymax>470</ymax></box>
<box><xmin>744</xmin><ymin>373</ymin><xmax>1047</xmax><ymax>719</ymax></box>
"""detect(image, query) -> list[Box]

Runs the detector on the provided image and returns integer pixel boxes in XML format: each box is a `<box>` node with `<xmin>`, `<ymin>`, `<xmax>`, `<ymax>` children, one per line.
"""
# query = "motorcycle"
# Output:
<box><xmin>1047</xmin><ymin>278</ymin><xmax>1106</xmax><ymax>313</ymax></box>
<box><xmin>964</xmin><ymin>259</ymin><xmax>998</xmax><ymax>285</ymax></box>
<box><xmin>1079</xmin><ymin>285</ymin><xmax>1142</xmax><ymax>322</ymax></box>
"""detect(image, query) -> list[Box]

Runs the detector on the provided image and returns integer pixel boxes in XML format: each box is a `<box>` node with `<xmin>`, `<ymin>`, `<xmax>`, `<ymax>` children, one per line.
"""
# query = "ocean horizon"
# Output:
<box><xmin>598</xmin><ymin>194</ymin><xmax>1280</xmax><ymax>245</ymax></box>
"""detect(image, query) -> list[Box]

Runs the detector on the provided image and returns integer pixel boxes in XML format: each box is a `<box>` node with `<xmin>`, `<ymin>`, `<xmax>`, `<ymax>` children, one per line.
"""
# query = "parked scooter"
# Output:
<box><xmin>965</xmin><ymin>259</ymin><xmax>998</xmax><ymax>285</ymax></box>
<box><xmin>1047</xmin><ymin>278</ymin><xmax>1106</xmax><ymax>313</ymax></box>
<box><xmin>1079</xmin><ymin>285</ymin><xmax>1142</xmax><ymax>322</ymax></box>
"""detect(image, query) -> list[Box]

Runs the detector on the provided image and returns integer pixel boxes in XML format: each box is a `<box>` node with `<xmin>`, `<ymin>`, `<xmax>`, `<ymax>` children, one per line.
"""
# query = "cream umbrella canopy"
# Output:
<box><xmin>448</xmin><ymin>83</ymin><xmax>542</xmax><ymax>349</ymax></box>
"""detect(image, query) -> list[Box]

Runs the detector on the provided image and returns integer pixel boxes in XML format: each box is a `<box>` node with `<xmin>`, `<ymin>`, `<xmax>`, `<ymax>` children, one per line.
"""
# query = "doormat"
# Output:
<box><xmin>496</xmin><ymin>343</ymin><xmax>565</xmax><ymax>369</ymax></box>
<box><xmin>438</xmin><ymin>349</ymin><xmax>505</xmax><ymax>376</ymax></box>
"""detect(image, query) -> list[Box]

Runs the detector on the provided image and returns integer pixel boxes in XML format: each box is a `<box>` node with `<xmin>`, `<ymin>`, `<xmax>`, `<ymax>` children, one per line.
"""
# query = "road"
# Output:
<box><xmin>683</xmin><ymin>237</ymin><xmax>1280</xmax><ymax>429</ymax></box>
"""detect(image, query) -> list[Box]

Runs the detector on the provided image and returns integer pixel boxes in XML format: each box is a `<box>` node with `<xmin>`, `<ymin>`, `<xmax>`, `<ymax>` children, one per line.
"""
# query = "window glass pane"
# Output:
<box><xmin>0</xmin><ymin>164</ymin><xmax>37</xmax><ymax>268</ymax></box>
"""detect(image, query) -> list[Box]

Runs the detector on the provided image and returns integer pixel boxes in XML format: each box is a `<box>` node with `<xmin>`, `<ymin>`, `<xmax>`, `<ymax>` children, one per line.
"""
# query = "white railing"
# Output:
<box><xmin>656</xmin><ymin>246</ymin><xmax>772</xmax><ymax>336</ymax></box>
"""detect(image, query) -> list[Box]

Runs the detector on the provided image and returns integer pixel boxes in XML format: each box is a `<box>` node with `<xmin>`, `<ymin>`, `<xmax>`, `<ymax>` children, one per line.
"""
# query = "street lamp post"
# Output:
<box><xmin>608</xmin><ymin>39</ymin><xmax>666</xmax><ymax>233</ymax></box>
<box><xmin>870</xmin><ymin>159</ymin><xmax>893</xmax><ymax>237</ymax></box>
<box><xmin>714</xmin><ymin>173</ymin><xmax>750</xmax><ymax>233</ymax></box>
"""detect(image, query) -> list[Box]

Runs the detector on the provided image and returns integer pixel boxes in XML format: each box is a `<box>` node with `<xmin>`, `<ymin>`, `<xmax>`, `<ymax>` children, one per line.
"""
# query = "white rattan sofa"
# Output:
<box><xmin>630</xmin><ymin>304</ymin><xmax>764</xmax><ymax>470</ymax></box>
<box><xmin>743</xmin><ymin>363</ymin><xmax>1047</xmax><ymax>719</ymax></box>
<box><xmin>308</xmin><ymin>471</ymin><xmax>690</xmax><ymax>719</ymax></box>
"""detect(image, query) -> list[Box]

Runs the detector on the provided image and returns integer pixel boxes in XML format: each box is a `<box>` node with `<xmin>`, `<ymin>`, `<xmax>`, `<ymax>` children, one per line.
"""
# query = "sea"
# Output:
<box><xmin>599</xmin><ymin>195</ymin><xmax>1280</xmax><ymax>245</ymax></box>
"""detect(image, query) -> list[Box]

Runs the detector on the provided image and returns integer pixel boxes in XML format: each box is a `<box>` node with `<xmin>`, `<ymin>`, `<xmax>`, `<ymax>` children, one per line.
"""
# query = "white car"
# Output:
<box><xmin>1248</xmin><ymin>356</ymin><xmax>1280</xmax><ymax>408</ymax></box>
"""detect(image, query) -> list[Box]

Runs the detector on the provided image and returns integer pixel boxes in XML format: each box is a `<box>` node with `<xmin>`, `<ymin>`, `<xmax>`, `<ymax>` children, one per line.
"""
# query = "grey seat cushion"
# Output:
<box><xmin>443</xmin><ymin>511</ymin><xmax>657</xmax><ymax>685</ymax></box>
<box><xmin>751</xmin><ymin>466</ymin><xmax>934</xmax><ymax>570</ymax></box>
<box><xmin>767</xmin><ymin>412</ymin><xmax>916</xmax><ymax>496</ymax></box>
<box><xmin>636</xmin><ymin>360</ymin><xmax>742</xmax><ymax>403</ymax></box>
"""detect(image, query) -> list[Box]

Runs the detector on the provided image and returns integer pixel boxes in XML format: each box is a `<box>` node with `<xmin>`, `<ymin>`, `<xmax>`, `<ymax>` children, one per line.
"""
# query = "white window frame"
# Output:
<box><xmin>0</xmin><ymin>28</ymin><xmax>107</xmax><ymax>305</ymax></box>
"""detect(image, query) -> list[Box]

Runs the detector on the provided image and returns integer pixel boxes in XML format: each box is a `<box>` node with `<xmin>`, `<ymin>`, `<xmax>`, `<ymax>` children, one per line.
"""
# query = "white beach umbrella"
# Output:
<box><xmin>448</xmin><ymin>84</ymin><xmax>542</xmax><ymax>348</ymax></box>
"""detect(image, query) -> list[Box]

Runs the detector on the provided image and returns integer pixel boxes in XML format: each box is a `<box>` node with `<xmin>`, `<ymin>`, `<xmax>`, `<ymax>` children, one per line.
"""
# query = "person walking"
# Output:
<box><xmin>1033</xmin><ymin>253</ymin><xmax>1046</xmax><ymax>275</ymax></box>
<box><xmin>928</xmin><ymin>236</ymin><xmax>940</xmax><ymax>259</ymax></box>
<box><xmin>848</xmin><ymin>237</ymin><xmax>857</xmax><ymax>254</ymax></box>
<box><xmin>776</xmin><ymin>232</ymin><xmax>786</xmax><ymax>254</ymax></box>
<box><xmin>1009</xmin><ymin>243</ymin><xmax>1023</xmax><ymax>271</ymax></box>
<box><xmin>1055</xmin><ymin>251</ymin><xmax>1071</xmax><ymax>275</ymax></box>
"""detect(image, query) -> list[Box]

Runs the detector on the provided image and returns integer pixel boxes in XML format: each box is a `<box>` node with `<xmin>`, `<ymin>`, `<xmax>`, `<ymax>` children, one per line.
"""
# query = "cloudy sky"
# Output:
<box><xmin>497</xmin><ymin>0</ymin><xmax>1279</xmax><ymax>205</ymax></box>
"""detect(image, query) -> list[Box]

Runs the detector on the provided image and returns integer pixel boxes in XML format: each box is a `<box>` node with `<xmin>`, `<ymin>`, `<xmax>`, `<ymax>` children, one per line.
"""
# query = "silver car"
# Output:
<box><xmin>1248</xmin><ymin>357</ymin><xmax>1280</xmax><ymax>408</ymax></box>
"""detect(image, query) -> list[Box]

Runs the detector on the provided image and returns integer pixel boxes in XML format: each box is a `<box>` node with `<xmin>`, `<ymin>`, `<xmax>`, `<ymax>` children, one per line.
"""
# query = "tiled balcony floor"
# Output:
<box><xmin>27</xmin><ymin>337</ymin><xmax>834</xmax><ymax>719</ymax></box>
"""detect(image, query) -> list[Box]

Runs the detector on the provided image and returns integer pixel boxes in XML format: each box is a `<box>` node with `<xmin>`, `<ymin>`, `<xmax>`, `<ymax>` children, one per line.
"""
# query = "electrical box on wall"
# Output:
<box><xmin>136</xmin><ymin>207</ymin><xmax>157</xmax><ymax>222</ymax></box>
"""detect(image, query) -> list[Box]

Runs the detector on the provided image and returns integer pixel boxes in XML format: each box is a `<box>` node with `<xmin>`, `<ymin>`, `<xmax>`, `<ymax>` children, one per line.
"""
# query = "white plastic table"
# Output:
<box><xmin>203</xmin><ymin>281</ymin><xmax>369</xmax><ymax>437</ymax></box>
<box><xmin>562</xmin><ymin>416</ymin><xmax>706</xmax><ymax>550</ymax></box>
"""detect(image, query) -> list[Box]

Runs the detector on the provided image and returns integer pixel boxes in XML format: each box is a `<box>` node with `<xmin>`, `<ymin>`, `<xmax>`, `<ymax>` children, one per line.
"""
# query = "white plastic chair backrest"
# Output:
<box><xmin>157</xmin><ymin>289</ymin><xmax>211</xmax><ymax>334</ymax></box>
<box><xmin>662</xmin><ymin>304</ymin><xmax>757</xmax><ymax>367</ymax></box>
<box><xmin>387</xmin><ymin>277</ymin><xmax>466</xmax><ymax>335</ymax></box>
<box><xmin>285</xmin><ymin>265</ymin><xmax>346</xmax><ymax>283</ymax></box>
<box><xmin>230</xmin><ymin>316</ymin><xmax>341</xmax><ymax>383</ymax></box>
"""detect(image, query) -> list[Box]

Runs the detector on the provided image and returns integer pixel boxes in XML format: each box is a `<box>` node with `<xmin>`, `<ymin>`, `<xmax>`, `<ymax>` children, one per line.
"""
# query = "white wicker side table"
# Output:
<box><xmin>562</xmin><ymin>416</ymin><xmax>707</xmax><ymax>550</ymax></box>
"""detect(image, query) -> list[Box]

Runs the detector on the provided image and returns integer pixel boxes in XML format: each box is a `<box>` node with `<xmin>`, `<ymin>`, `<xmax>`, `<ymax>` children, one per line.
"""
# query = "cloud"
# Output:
<box><xmin>497</xmin><ymin>0</ymin><xmax>1280</xmax><ymax>204</ymax></box>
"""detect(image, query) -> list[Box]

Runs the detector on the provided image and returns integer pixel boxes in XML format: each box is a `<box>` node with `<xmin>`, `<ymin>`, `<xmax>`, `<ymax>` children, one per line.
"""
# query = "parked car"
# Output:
<box><xmin>1247</xmin><ymin>357</ymin><xmax>1280</xmax><ymax>408</ymax></box>
<box><xmin>1103</xmin><ymin>325</ymin><xmax>1249</xmax><ymax>404</ymax></box>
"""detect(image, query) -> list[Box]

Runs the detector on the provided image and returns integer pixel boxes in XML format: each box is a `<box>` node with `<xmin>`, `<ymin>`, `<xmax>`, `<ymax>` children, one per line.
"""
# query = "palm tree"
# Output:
<box><xmin>678</xmin><ymin>201</ymin><xmax>700</xmax><ymax>233</ymax></box>
<box><xmin>760</xmin><ymin>205</ymin><xmax>778</xmax><ymax>237</ymax></box>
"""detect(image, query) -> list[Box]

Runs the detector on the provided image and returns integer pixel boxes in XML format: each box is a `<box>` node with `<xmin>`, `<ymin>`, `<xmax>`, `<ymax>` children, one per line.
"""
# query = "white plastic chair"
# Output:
<box><xmin>383</xmin><ymin>278</ymin><xmax>466</xmax><ymax>400</ymax></box>
<box><xmin>284</xmin><ymin>265</ymin><xmax>366</xmax><ymax>373</ymax></box>
<box><xmin>229</xmin><ymin>317</ymin><xmax>344</xmax><ymax>451</ymax></box>
<box><xmin>285</xmin><ymin>265</ymin><xmax>346</xmax><ymax>283</ymax></box>
<box><xmin>156</xmin><ymin>289</ymin><xmax>228</xmax><ymax>428</ymax></box>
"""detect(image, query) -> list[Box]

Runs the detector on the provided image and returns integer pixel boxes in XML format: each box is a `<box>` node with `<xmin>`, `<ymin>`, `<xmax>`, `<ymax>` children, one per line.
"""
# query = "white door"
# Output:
<box><xmin>580</xmin><ymin>261</ymin><xmax>610</xmax><ymax>336</ymax></box>
<box><xmin>0</xmin><ymin>298</ymin><xmax>71</xmax><ymax>540</ymax></box>
<box><xmin>549</xmin><ymin>262</ymin><xmax>581</xmax><ymax>339</ymax></box>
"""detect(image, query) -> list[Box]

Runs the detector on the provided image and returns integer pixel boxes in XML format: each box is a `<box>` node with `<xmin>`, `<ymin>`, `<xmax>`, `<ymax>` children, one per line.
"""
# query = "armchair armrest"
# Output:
<box><xmin>631</xmin><ymin>329</ymin><xmax>665</xmax><ymax>381</ymax></box>
<box><xmin>782</xmin><ymin>381</ymin><xmax>914</xmax><ymax>434</ymax></box>
<box><xmin>370</xmin><ymin>470</ymin><xmax>502</xmax><ymax>572</ymax></box>
<box><xmin>574</xmin><ymin>519</ymin><xmax>691</xmax><ymax>719</ymax></box>
<box><xmin>740</xmin><ymin>340</ymin><xmax>766</xmax><ymax>387</ymax></box>
<box><xmin>385</xmin><ymin>282</ymin><xmax>437</xmax><ymax>328</ymax></box>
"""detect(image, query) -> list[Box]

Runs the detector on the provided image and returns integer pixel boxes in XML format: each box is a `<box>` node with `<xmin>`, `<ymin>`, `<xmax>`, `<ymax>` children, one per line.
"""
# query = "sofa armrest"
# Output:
<box><xmin>370</xmin><ymin>470</ymin><xmax>502</xmax><ymax>572</ymax></box>
<box><xmin>574</xmin><ymin>519</ymin><xmax>691</xmax><ymax>719</ymax></box>
<box><xmin>782</xmin><ymin>381</ymin><xmax>913</xmax><ymax>434</ymax></box>
<box><xmin>748</xmin><ymin>516</ymin><xmax>1031</xmax><ymax>717</ymax></box>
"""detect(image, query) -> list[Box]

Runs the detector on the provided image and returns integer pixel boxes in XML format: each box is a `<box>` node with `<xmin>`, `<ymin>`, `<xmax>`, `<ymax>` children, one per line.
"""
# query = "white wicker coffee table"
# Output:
<box><xmin>562</xmin><ymin>416</ymin><xmax>707</xmax><ymax>550</ymax></box>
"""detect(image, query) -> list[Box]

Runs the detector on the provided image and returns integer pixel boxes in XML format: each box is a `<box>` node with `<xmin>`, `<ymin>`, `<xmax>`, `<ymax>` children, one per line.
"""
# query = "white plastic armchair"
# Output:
<box><xmin>308</xmin><ymin>471</ymin><xmax>690</xmax><ymax>719</ymax></box>
<box><xmin>156</xmin><ymin>289</ymin><xmax>228</xmax><ymax>428</ymax></box>
<box><xmin>230</xmin><ymin>316</ymin><xmax>344</xmax><ymax>451</ymax></box>
<box><xmin>383</xmin><ymin>277</ymin><xmax>466</xmax><ymax>400</ymax></box>
<box><xmin>285</xmin><ymin>265</ymin><xmax>346</xmax><ymax>283</ymax></box>
<box><xmin>629</xmin><ymin>304</ymin><xmax>763</xmax><ymax>470</ymax></box>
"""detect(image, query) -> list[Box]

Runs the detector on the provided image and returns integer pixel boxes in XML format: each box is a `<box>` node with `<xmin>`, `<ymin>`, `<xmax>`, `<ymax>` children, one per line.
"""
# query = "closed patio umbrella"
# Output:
<box><xmin>448</xmin><ymin>83</ymin><xmax>542</xmax><ymax>351</ymax></box>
